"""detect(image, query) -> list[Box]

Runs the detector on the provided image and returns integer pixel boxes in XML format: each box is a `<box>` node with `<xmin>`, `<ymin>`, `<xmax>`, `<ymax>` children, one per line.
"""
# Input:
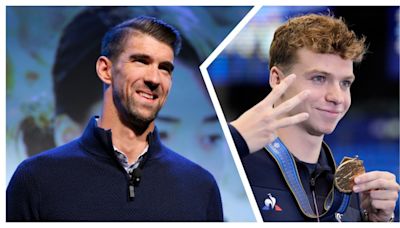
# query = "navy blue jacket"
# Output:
<box><xmin>229</xmin><ymin>124</ymin><xmax>362</xmax><ymax>222</ymax></box>
<box><xmin>7</xmin><ymin>117</ymin><xmax>223</xmax><ymax>221</ymax></box>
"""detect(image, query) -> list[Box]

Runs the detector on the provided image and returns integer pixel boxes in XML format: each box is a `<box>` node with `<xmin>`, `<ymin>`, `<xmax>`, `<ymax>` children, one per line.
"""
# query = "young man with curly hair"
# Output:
<box><xmin>230</xmin><ymin>13</ymin><xmax>399</xmax><ymax>222</ymax></box>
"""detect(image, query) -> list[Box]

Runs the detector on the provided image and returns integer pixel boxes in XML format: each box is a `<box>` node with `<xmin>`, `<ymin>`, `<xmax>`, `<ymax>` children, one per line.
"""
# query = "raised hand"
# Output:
<box><xmin>230</xmin><ymin>74</ymin><xmax>310</xmax><ymax>153</ymax></box>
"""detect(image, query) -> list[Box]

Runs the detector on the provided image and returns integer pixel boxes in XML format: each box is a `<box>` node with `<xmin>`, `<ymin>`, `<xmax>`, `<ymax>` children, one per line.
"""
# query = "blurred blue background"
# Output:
<box><xmin>6</xmin><ymin>6</ymin><xmax>256</xmax><ymax>221</ymax></box>
<box><xmin>208</xmin><ymin>6</ymin><xmax>399</xmax><ymax>221</ymax></box>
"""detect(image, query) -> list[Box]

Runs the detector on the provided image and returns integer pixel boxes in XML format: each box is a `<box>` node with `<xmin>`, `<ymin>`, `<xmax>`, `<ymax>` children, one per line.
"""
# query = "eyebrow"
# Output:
<box><xmin>129</xmin><ymin>54</ymin><xmax>150</xmax><ymax>62</ymax></box>
<box><xmin>160</xmin><ymin>61</ymin><xmax>175</xmax><ymax>73</ymax></box>
<box><xmin>128</xmin><ymin>54</ymin><xmax>175</xmax><ymax>73</ymax></box>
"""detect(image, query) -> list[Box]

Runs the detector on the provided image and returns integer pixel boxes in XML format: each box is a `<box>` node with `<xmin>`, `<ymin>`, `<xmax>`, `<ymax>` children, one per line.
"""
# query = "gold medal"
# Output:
<box><xmin>334</xmin><ymin>156</ymin><xmax>365</xmax><ymax>193</ymax></box>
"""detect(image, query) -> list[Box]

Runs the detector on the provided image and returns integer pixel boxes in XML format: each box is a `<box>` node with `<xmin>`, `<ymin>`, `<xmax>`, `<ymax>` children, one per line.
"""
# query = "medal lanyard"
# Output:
<box><xmin>264</xmin><ymin>137</ymin><xmax>350</xmax><ymax>221</ymax></box>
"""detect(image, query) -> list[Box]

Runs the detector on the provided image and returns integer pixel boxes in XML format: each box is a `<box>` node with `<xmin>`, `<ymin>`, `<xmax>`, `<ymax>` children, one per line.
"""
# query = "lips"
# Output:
<box><xmin>137</xmin><ymin>91</ymin><xmax>158</xmax><ymax>101</ymax></box>
<box><xmin>317</xmin><ymin>108</ymin><xmax>341</xmax><ymax>114</ymax></box>
<box><xmin>315</xmin><ymin>108</ymin><xmax>343</xmax><ymax>119</ymax></box>
<box><xmin>139</xmin><ymin>92</ymin><xmax>153</xmax><ymax>99</ymax></box>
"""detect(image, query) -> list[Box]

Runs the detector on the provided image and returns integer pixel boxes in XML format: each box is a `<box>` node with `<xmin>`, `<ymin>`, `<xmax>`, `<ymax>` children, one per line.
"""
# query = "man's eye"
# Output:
<box><xmin>135</xmin><ymin>59</ymin><xmax>148</xmax><ymax>64</ymax></box>
<box><xmin>159</xmin><ymin>66</ymin><xmax>171</xmax><ymax>74</ymax></box>
<box><xmin>159</xmin><ymin>63</ymin><xmax>173</xmax><ymax>75</ymax></box>
<box><xmin>341</xmin><ymin>80</ymin><xmax>353</xmax><ymax>88</ymax></box>
<box><xmin>311</xmin><ymin>75</ymin><xmax>326</xmax><ymax>84</ymax></box>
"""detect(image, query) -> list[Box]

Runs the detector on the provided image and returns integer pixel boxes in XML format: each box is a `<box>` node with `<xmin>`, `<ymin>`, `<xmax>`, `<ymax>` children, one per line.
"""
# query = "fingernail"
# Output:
<box><xmin>353</xmin><ymin>186</ymin><xmax>360</xmax><ymax>192</ymax></box>
<box><xmin>354</xmin><ymin>177</ymin><xmax>360</xmax><ymax>183</ymax></box>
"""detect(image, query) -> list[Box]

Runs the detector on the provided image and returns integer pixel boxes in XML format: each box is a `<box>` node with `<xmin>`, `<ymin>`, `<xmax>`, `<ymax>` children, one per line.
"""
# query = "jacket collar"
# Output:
<box><xmin>79</xmin><ymin>116</ymin><xmax>164</xmax><ymax>161</ymax></box>
<box><xmin>294</xmin><ymin>141</ymin><xmax>336</xmax><ymax>175</ymax></box>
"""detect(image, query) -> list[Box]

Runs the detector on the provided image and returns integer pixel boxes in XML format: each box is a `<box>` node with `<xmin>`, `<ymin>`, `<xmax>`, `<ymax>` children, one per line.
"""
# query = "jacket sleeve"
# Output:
<box><xmin>228</xmin><ymin>124</ymin><xmax>250</xmax><ymax>159</ymax></box>
<box><xmin>206</xmin><ymin>178</ymin><xmax>223</xmax><ymax>221</ymax></box>
<box><xmin>6</xmin><ymin>161</ymin><xmax>40</xmax><ymax>221</ymax></box>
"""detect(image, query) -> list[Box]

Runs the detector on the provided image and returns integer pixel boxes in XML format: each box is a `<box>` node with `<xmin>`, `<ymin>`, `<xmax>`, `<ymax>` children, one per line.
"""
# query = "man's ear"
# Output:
<box><xmin>96</xmin><ymin>56</ymin><xmax>113</xmax><ymax>86</ymax></box>
<box><xmin>269</xmin><ymin>66</ymin><xmax>284</xmax><ymax>89</ymax></box>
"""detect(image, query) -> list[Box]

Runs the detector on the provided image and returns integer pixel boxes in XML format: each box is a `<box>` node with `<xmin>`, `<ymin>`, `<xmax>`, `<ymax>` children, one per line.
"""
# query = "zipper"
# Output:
<box><xmin>310</xmin><ymin>177</ymin><xmax>320</xmax><ymax>222</ymax></box>
<box><xmin>128</xmin><ymin>169</ymin><xmax>135</xmax><ymax>200</ymax></box>
<box><xmin>128</xmin><ymin>167</ymin><xmax>142</xmax><ymax>200</ymax></box>
<box><xmin>107</xmin><ymin>131</ymin><xmax>135</xmax><ymax>201</ymax></box>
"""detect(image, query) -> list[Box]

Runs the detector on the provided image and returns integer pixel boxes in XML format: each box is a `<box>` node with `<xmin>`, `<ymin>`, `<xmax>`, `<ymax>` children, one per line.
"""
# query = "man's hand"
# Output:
<box><xmin>354</xmin><ymin>171</ymin><xmax>400</xmax><ymax>222</ymax></box>
<box><xmin>230</xmin><ymin>74</ymin><xmax>309</xmax><ymax>153</ymax></box>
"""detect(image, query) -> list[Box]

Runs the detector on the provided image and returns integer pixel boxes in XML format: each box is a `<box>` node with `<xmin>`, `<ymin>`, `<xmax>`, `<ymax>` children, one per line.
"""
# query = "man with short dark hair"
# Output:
<box><xmin>7</xmin><ymin>16</ymin><xmax>223</xmax><ymax>222</ymax></box>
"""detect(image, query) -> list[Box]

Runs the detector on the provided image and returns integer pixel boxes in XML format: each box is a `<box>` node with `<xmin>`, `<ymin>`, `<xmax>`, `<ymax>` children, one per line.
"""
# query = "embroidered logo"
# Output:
<box><xmin>262</xmin><ymin>193</ymin><xmax>282</xmax><ymax>211</ymax></box>
<box><xmin>273</xmin><ymin>142</ymin><xmax>280</xmax><ymax>148</ymax></box>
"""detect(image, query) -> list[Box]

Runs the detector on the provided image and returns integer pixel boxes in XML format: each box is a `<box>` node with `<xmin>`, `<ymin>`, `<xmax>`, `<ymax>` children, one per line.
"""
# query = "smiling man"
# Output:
<box><xmin>229</xmin><ymin>13</ymin><xmax>399</xmax><ymax>222</ymax></box>
<box><xmin>7</xmin><ymin>16</ymin><xmax>223</xmax><ymax>221</ymax></box>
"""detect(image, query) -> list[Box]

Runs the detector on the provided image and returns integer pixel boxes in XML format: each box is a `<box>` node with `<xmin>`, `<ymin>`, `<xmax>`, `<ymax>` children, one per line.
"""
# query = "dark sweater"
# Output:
<box><xmin>7</xmin><ymin>117</ymin><xmax>223</xmax><ymax>221</ymax></box>
<box><xmin>229</xmin><ymin>124</ymin><xmax>362</xmax><ymax>222</ymax></box>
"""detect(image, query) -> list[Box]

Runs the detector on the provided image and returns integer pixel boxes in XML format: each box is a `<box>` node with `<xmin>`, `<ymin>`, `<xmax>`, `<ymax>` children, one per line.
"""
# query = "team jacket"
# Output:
<box><xmin>229</xmin><ymin>124</ymin><xmax>362</xmax><ymax>222</ymax></box>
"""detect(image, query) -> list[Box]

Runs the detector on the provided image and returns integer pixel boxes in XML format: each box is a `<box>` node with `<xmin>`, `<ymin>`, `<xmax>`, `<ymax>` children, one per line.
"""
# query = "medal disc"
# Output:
<box><xmin>334</xmin><ymin>156</ymin><xmax>365</xmax><ymax>193</ymax></box>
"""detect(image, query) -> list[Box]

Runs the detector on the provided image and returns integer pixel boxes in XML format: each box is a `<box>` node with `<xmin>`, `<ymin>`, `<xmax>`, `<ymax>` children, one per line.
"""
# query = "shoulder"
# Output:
<box><xmin>241</xmin><ymin>149</ymin><xmax>279</xmax><ymax>172</ymax></box>
<box><xmin>228</xmin><ymin>123</ymin><xmax>250</xmax><ymax>158</ymax></box>
<box><xmin>12</xmin><ymin>139</ymin><xmax>84</xmax><ymax>176</ymax></box>
<box><xmin>241</xmin><ymin>149</ymin><xmax>284</xmax><ymax>188</ymax></box>
<box><xmin>7</xmin><ymin>139</ymin><xmax>83</xmax><ymax>194</ymax></box>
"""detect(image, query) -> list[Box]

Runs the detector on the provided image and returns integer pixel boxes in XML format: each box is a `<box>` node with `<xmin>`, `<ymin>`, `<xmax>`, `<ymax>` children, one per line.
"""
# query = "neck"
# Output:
<box><xmin>98</xmin><ymin>91</ymin><xmax>153</xmax><ymax>164</ymax></box>
<box><xmin>277</xmin><ymin>125</ymin><xmax>323</xmax><ymax>163</ymax></box>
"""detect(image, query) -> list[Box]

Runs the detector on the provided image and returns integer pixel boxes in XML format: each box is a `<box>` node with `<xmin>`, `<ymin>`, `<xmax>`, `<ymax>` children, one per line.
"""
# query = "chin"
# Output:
<box><xmin>321</xmin><ymin>129</ymin><xmax>335</xmax><ymax>135</ymax></box>
<box><xmin>305</xmin><ymin>124</ymin><xmax>337</xmax><ymax>136</ymax></box>
<box><xmin>319</xmin><ymin>124</ymin><xmax>338</xmax><ymax>135</ymax></box>
<box><xmin>139</xmin><ymin>109</ymin><xmax>161</xmax><ymax>122</ymax></box>
<box><xmin>135</xmin><ymin>113</ymin><xmax>157</xmax><ymax>123</ymax></box>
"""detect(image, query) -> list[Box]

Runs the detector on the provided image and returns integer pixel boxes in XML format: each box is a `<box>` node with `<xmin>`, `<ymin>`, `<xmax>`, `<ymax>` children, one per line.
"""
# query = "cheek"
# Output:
<box><xmin>112</xmin><ymin>70</ymin><xmax>127</xmax><ymax>91</ymax></box>
<box><xmin>344</xmin><ymin>94</ymin><xmax>351</xmax><ymax>110</ymax></box>
<box><xmin>161</xmin><ymin>78</ymin><xmax>172</xmax><ymax>95</ymax></box>
<box><xmin>302</xmin><ymin>89</ymin><xmax>322</xmax><ymax>105</ymax></box>
<box><xmin>310</xmin><ymin>93</ymin><xmax>325</xmax><ymax>106</ymax></box>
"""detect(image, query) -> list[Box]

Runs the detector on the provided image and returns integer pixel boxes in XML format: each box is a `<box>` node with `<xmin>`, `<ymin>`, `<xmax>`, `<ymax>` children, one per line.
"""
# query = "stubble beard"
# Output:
<box><xmin>112</xmin><ymin>87</ymin><xmax>161</xmax><ymax>134</ymax></box>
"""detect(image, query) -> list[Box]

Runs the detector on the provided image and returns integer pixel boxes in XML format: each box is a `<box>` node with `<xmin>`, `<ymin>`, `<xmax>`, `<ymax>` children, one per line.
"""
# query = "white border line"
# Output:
<box><xmin>200</xmin><ymin>5</ymin><xmax>264</xmax><ymax>223</ymax></box>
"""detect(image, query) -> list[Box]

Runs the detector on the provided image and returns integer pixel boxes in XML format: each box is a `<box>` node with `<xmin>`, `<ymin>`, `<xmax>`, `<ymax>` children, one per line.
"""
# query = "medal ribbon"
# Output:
<box><xmin>264</xmin><ymin>137</ymin><xmax>351</xmax><ymax>221</ymax></box>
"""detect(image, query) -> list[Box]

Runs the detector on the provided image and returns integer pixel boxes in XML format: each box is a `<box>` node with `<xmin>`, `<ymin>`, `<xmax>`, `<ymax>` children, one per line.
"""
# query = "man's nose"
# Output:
<box><xmin>325</xmin><ymin>84</ymin><xmax>344</xmax><ymax>105</ymax></box>
<box><xmin>144</xmin><ymin>65</ymin><xmax>161</xmax><ymax>89</ymax></box>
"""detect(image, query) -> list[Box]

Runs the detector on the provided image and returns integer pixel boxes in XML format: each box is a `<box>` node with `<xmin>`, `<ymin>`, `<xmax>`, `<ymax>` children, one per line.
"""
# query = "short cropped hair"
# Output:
<box><xmin>101</xmin><ymin>16</ymin><xmax>182</xmax><ymax>60</ymax></box>
<box><xmin>269</xmin><ymin>13</ymin><xmax>367</xmax><ymax>72</ymax></box>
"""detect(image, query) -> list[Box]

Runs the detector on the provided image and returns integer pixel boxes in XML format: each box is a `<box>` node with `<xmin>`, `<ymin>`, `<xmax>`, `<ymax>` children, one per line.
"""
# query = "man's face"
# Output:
<box><xmin>111</xmin><ymin>32</ymin><xmax>174</xmax><ymax>126</ymax></box>
<box><xmin>277</xmin><ymin>48</ymin><xmax>354</xmax><ymax>136</ymax></box>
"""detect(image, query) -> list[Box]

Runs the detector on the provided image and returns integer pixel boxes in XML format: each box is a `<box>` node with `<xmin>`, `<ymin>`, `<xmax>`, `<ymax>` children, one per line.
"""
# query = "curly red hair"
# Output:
<box><xmin>269</xmin><ymin>13</ymin><xmax>367</xmax><ymax>71</ymax></box>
